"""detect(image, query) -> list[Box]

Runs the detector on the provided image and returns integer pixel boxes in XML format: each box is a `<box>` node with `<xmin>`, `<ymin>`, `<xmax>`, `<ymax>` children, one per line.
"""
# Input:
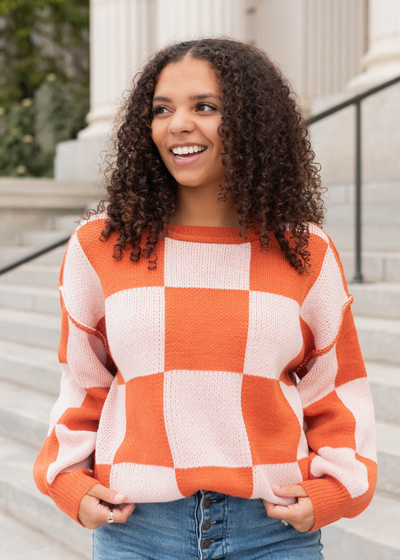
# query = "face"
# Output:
<box><xmin>151</xmin><ymin>57</ymin><xmax>226</xmax><ymax>190</ymax></box>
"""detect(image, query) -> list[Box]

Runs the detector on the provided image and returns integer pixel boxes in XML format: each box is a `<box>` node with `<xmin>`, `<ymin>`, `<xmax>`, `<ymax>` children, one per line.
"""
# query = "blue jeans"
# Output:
<box><xmin>93</xmin><ymin>490</ymin><xmax>324</xmax><ymax>559</ymax></box>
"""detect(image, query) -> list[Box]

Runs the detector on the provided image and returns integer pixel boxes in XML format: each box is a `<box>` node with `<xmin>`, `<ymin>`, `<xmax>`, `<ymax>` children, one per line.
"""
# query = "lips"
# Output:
<box><xmin>170</xmin><ymin>147</ymin><xmax>208</xmax><ymax>167</ymax></box>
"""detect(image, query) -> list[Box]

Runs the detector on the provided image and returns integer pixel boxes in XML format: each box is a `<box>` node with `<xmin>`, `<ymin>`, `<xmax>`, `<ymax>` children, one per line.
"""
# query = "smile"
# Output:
<box><xmin>170</xmin><ymin>146</ymin><xmax>208</xmax><ymax>166</ymax></box>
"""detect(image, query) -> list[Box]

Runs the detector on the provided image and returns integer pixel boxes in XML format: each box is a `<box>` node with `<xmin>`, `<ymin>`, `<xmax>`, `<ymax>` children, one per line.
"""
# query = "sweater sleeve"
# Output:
<box><xmin>33</xmin><ymin>229</ymin><xmax>116</xmax><ymax>527</ymax></box>
<box><xmin>296</xmin><ymin>233</ymin><xmax>377</xmax><ymax>532</ymax></box>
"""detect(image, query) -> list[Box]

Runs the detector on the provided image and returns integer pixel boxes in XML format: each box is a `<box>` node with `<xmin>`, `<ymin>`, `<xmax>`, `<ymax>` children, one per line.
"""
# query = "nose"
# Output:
<box><xmin>168</xmin><ymin>108</ymin><xmax>195</xmax><ymax>134</ymax></box>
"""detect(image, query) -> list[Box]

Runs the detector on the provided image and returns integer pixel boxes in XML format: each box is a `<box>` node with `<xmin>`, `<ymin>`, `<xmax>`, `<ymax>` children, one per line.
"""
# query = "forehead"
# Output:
<box><xmin>153</xmin><ymin>58</ymin><xmax>222</xmax><ymax>97</ymax></box>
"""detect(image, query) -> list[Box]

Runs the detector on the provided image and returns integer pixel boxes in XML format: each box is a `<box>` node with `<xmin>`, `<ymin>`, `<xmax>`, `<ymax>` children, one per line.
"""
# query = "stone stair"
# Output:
<box><xmin>320</xmin><ymin>180</ymin><xmax>400</xmax><ymax>559</ymax></box>
<box><xmin>0</xmin><ymin>212</ymin><xmax>93</xmax><ymax>559</ymax></box>
<box><xmin>0</xmin><ymin>182</ymin><xmax>399</xmax><ymax>558</ymax></box>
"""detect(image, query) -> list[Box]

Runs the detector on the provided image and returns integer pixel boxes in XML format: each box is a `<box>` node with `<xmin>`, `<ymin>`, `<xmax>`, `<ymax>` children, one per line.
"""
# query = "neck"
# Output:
<box><xmin>172</xmin><ymin>183</ymin><xmax>240</xmax><ymax>227</ymax></box>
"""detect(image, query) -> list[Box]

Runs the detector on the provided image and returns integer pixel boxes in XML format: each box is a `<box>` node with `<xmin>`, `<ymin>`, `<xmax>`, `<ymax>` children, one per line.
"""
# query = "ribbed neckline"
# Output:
<box><xmin>164</xmin><ymin>221</ymin><xmax>260</xmax><ymax>244</ymax></box>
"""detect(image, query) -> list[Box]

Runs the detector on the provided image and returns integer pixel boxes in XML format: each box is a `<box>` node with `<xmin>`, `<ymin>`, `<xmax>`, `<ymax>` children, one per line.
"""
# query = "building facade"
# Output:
<box><xmin>55</xmin><ymin>0</ymin><xmax>400</xmax><ymax>186</ymax></box>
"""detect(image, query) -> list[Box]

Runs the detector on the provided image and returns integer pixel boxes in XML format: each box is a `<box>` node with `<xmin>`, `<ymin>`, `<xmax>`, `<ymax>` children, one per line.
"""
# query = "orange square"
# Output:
<box><xmin>241</xmin><ymin>375</ymin><xmax>300</xmax><ymax>464</ymax></box>
<box><xmin>176</xmin><ymin>466</ymin><xmax>254</xmax><ymax>498</ymax></box>
<box><xmin>113</xmin><ymin>373</ymin><xmax>174</xmax><ymax>467</ymax></box>
<box><xmin>79</xmin><ymin>222</ymin><xmax>165</xmax><ymax>299</ymax></box>
<box><xmin>304</xmin><ymin>391</ymin><xmax>356</xmax><ymax>451</ymax></box>
<box><xmin>165</xmin><ymin>287</ymin><xmax>249</xmax><ymax>373</ymax></box>
<box><xmin>249</xmin><ymin>232</ymin><xmax>327</xmax><ymax>305</ymax></box>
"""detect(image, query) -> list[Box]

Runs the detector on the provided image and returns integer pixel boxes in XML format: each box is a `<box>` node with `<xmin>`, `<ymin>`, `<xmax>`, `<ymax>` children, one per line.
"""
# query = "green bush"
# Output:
<box><xmin>0</xmin><ymin>0</ymin><xmax>89</xmax><ymax>177</ymax></box>
<box><xmin>0</xmin><ymin>98</ymin><xmax>55</xmax><ymax>177</ymax></box>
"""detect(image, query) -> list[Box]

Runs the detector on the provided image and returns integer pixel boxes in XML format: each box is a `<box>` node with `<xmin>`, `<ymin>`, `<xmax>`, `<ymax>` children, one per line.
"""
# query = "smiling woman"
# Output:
<box><xmin>33</xmin><ymin>37</ymin><xmax>377</xmax><ymax>560</ymax></box>
<box><xmin>150</xmin><ymin>57</ymin><xmax>237</xmax><ymax>227</ymax></box>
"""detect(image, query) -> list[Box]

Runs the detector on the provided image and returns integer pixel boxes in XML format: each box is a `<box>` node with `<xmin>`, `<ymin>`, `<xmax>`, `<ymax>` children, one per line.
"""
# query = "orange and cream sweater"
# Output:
<box><xmin>33</xmin><ymin>212</ymin><xmax>377</xmax><ymax>532</ymax></box>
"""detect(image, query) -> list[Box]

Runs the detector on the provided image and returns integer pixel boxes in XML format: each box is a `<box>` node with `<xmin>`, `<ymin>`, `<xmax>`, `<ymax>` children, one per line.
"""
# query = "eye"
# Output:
<box><xmin>196</xmin><ymin>103</ymin><xmax>216</xmax><ymax>112</ymax></box>
<box><xmin>152</xmin><ymin>106</ymin><xmax>169</xmax><ymax>115</ymax></box>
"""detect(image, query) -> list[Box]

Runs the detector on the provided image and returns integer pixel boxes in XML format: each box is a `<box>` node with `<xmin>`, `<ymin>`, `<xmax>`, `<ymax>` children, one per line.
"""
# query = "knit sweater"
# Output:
<box><xmin>33</xmin><ymin>212</ymin><xmax>377</xmax><ymax>532</ymax></box>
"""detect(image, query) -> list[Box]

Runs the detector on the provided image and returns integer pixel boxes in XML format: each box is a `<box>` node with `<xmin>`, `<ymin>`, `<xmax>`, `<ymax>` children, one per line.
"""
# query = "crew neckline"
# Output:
<box><xmin>164</xmin><ymin>221</ymin><xmax>260</xmax><ymax>244</ymax></box>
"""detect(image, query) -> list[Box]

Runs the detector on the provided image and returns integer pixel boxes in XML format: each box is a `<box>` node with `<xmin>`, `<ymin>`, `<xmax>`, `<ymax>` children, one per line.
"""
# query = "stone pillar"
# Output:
<box><xmin>309</xmin><ymin>0</ymin><xmax>400</xmax><ymax>186</ymax></box>
<box><xmin>55</xmin><ymin>0</ymin><xmax>154</xmax><ymax>184</ymax></box>
<box><xmin>55</xmin><ymin>0</ymin><xmax>247</xmax><ymax>183</ymax></box>
<box><xmin>79</xmin><ymin>0</ymin><xmax>154</xmax><ymax>140</ymax></box>
<box><xmin>248</xmin><ymin>0</ymin><xmax>366</xmax><ymax>118</ymax></box>
<box><xmin>154</xmin><ymin>0</ymin><xmax>247</xmax><ymax>47</ymax></box>
<box><xmin>347</xmin><ymin>0</ymin><xmax>400</xmax><ymax>92</ymax></box>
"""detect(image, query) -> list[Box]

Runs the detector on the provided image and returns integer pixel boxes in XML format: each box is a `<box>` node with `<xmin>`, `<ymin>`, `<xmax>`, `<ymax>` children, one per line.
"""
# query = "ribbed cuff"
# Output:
<box><xmin>48</xmin><ymin>469</ymin><xmax>101</xmax><ymax>527</ymax></box>
<box><xmin>298</xmin><ymin>478</ymin><xmax>351</xmax><ymax>532</ymax></box>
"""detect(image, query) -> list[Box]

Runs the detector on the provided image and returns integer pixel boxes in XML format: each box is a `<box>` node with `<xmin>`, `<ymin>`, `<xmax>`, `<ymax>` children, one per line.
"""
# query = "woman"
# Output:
<box><xmin>33</xmin><ymin>38</ymin><xmax>377</xmax><ymax>559</ymax></box>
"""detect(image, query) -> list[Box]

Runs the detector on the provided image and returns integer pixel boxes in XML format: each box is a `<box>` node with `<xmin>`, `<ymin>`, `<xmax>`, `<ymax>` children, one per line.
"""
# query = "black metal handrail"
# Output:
<box><xmin>0</xmin><ymin>233</ymin><xmax>72</xmax><ymax>276</ymax></box>
<box><xmin>0</xmin><ymin>74</ymin><xmax>399</xmax><ymax>280</ymax></box>
<box><xmin>305</xmin><ymin>73</ymin><xmax>400</xmax><ymax>283</ymax></box>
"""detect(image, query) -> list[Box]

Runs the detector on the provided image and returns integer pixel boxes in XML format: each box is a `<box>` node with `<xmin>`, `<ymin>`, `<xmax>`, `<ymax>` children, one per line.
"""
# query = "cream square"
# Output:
<box><xmin>105</xmin><ymin>287</ymin><xmax>165</xmax><ymax>382</ymax></box>
<box><xmin>164</xmin><ymin>237</ymin><xmax>251</xmax><ymax>290</ymax></box>
<box><xmin>110</xmin><ymin>463</ymin><xmax>184</xmax><ymax>502</ymax></box>
<box><xmin>251</xmin><ymin>462</ymin><xmax>303</xmax><ymax>505</ymax></box>
<box><xmin>244</xmin><ymin>291</ymin><xmax>303</xmax><ymax>378</ymax></box>
<box><xmin>163</xmin><ymin>369</ymin><xmax>252</xmax><ymax>469</ymax></box>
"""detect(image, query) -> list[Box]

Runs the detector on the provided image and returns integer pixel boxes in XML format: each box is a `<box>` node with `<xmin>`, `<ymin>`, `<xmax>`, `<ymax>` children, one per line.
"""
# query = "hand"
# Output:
<box><xmin>78</xmin><ymin>484</ymin><xmax>136</xmax><ymax>529</ymax></box>
<box><xmin>262</xmin><ymin>484</ymin><xmax>315</xmax><ymax>533</ymax></box>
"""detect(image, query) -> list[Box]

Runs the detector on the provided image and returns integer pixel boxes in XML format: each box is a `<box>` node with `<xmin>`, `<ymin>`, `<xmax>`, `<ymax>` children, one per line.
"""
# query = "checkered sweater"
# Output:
<box><xmin>33</xmin><ymin>212</ymin><xmax>377</xmax><ymax>532</ymax></box>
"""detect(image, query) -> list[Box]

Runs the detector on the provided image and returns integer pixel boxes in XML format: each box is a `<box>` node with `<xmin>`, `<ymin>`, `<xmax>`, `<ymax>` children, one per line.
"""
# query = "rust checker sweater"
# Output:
<box><xmin>33</xmin><ymin>212</ymin><xmax>377</xmax><ymax>532</ymax></box>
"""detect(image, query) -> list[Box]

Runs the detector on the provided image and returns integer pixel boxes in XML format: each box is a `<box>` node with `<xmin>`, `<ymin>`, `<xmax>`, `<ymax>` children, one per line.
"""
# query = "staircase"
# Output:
<box><xmin>0</xmin><ymin>213</ymin><xmax>93</xmax><ymax>559</ymax></box>
<box><xmin>321</xmin><ymin>180</ymin><xmax>400</xmax><ymax>560</ymax></box>
<box><xmin>0</xmin><ymin>182</ymin><xmax>399</xmax><ymax>558</ymax></box>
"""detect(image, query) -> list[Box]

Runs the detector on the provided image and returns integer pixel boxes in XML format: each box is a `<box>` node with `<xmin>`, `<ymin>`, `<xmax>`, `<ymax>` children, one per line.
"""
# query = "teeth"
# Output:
<box><xmin>172</xmin><ymin>145</ymin><xmax>206</xmax><ymax>155</ymax></box>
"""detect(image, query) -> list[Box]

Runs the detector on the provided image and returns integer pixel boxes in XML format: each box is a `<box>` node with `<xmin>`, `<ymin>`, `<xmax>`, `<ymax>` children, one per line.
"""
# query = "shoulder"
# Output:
<box><xmin>73</xmin><ymin>211</ymin><xmax>110</xmax><ymax>247</ymax></box>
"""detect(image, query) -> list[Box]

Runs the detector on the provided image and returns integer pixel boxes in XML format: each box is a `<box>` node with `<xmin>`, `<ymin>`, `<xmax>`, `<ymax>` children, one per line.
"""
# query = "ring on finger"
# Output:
<box><xmin>107</xmin><ymin>510</ymin><xmax>115</xmax><ymax>524</ymax></box>
<box><xmin>281</xmin><ymin>519</ymin><xmax>289</xmax><ymax>526</ymax></box>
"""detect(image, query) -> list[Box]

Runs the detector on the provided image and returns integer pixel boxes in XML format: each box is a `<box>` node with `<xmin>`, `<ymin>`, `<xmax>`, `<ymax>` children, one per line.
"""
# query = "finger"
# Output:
<box><xmin>104</xmin><ymin>503</ymin><xmax>135</xmax><ymax>524</ymax></box>
<box><xmin>271</xmin><ymin>484</ymin><xmax>309</xmax><ymax>498</ymax></box>
<box><xmin>264</xmin><ymin>501</ymin><xmax>295</xmax><ymax>520</ymax></box>
<box><xmin>87</xmin><ymin>484</ymin><xmax>127</xmax><ymax>505</ymax></box>
<box><xmin>264</xmin><ymin>498</ymin><xmax>309</xmax><ymax>519</ymax></box>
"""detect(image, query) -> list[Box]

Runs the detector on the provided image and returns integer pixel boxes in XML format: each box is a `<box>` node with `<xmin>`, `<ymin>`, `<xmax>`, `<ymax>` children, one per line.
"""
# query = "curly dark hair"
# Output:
<box><xmin>83</xmin><ymin>37</ymin><xmax>326</xmax><ymax>273</ymax></box>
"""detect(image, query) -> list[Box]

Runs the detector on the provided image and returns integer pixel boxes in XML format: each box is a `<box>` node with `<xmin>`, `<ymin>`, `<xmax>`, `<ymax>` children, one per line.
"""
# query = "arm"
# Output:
<box><xmin>295</xmin><ymin>236</ymin><xmax>377</xmax><ymax>531</ymax></box>
<box><xmin>33</xmin><ymin>229</ymin><xmax>116</xmax><ymax>527</ymax></box>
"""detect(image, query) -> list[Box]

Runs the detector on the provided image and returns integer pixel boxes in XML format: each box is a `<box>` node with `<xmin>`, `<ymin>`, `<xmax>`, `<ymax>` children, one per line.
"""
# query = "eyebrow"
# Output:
<box><xmin>152</xmin><ymin>93</ymin><xmax>222</xmax><ymax>103</ymax></box>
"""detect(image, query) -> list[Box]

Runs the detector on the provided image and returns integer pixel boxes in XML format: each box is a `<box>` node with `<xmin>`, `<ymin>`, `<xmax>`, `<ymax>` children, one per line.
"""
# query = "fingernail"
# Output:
<box><xmin>115</xmin><ymin>493</ymin><xmax>125</xmax><ymax>501</ymax></box>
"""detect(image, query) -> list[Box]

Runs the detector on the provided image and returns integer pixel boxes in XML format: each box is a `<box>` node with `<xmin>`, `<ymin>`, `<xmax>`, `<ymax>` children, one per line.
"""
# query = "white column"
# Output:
<box><xmin>347</xmin><ymin>0</ymin><xmax>400</xmax><ymax>92</ymax></box>
<box><xmin>154</xmin><ymin>0</ymin><xmax>247</xmax><ymax>47</ymax></box>
<box><xmin>55</xmin><ymin>0</ymin><xmax>248</xmax><ymax>181</ymax></box>
<box><xmin>78</xmin><ymin>0</ymin><xmax>153</xmax><ymax>140</ymax></box>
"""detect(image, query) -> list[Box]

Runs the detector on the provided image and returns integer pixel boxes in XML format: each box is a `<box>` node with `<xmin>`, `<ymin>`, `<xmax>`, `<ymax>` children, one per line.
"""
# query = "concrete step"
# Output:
<box><xmin>47</xmin><ymin>213</ymin><xmax>82</xmax><ymax>232</ymax></box>
<box><xmin>0</xmin><ymin>245</ymin><xmax>66</xmax><ymax>266</ymax></box>
<box><xmin>366</xmin><ymin>362</ymin><xmax>400</xmax><ymax>425</ymax></box>
<box><xmin>0</xmin><ymin>339</ymin><xmax>61</xmax><ymax>396</ymax></box>
<box><xmin>0</xmin><ymin>433</ymin><xmax>92</xmax><ymax>559</ymax></box>
<box><xmin>19</xmin><ymin>230</ymin><xmax>72</xmax><ymax>247</ymax></box>
<box><xmin>323</xmin><ymin>180</ymin><xmax>400</xmax><ymax>206</ymax></box>
<box><xmin>325</xmin><ymin>225</ymin><xmax>400</xmax><ymax>253</ymax></box>
<box><xmin>0</xmin><ymin>509</ymin><xmax>86</xmax><ymax>560</ymax></box>
<box><xmin>351</xmin><ymin>283</ymin><xmax>400</xmax><ymax>320</ymax></box>
<box><xmin>0</xmin><ymin>308</ymin><xmax>60</xmax><ymax>350</ymax></box>
<box><xmin>326</xmin><ymin>204</ymin><xmax>400</xmax><ymax>226</ymax></box>
<box><xmin>0</xmin><ymin>264</ymin><xmax>60</xmax><ymax>287</ymax></box>
<box><xmin>0</xmin><ymin>378</ymin><xmax>56</xmax><ymax>449</ymax></box>
<box><xmin>375</xmin><ymin>421</ymin><xmax>400</xmax><ymax>498</ymax></box>
<box><xmin>0</xmin><ymin>284</ymin><xmax>60</xmax><ymax>315</ymax></box>
<box><xmin>322</xmin><ymin>492</ymin><xmax>400</xmax><ymax>560</ymax></box>
<box><xmin>355</xmin><ymin>316</ymin><xmax>400</xmax><ymax>366</ymax></box>
<box><xmin>340</xmin><ymin>251</ymin><xmax>400</xmax><ymax>283</ymax></box>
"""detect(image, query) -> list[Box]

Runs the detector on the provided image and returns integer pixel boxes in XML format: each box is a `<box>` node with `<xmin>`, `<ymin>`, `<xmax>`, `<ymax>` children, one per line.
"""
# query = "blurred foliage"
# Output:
<box><xmin>0</xmin><ymin>0</ymin><xmax>89</xmax><ymax>176</ymax></box>
<box><xmin>0</xmin><ymin>98</ymin><xmax>54</xmax><ymax>176</ymax></box>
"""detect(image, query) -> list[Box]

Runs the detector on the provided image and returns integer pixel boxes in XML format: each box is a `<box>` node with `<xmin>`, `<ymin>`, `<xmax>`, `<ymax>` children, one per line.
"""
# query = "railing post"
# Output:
<box><xmin>352</xmin><ymin>98</ymin><xmax>364</xmax><ymax>283</ymax></box>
